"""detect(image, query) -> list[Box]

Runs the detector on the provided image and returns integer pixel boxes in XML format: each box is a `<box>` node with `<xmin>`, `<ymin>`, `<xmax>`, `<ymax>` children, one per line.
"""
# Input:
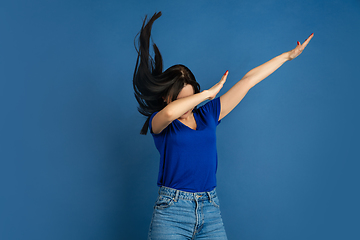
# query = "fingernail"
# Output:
<box><xmin>224</xmin><ymin>70</ymin><xmax>228</xmax><ymax>75</ymax></box>
<box><xmin>297</xmin><ymin>41</ymin><xmax>300</xmax><ymax>45</ymax></box>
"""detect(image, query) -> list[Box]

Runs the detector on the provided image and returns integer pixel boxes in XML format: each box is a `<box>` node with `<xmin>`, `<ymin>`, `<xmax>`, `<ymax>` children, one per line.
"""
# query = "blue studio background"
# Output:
<box><xmin>1</xmin><ymin>0</ymin><xmax>360</xmax><ymax>239</ymax></box>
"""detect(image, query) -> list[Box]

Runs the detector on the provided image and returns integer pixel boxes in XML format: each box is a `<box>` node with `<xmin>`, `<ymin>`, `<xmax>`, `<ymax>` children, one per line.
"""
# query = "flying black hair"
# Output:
<box><xmin>133</xmin><ymin>12</ymin><xmax>200</xmax><ymax>134</ymax></box>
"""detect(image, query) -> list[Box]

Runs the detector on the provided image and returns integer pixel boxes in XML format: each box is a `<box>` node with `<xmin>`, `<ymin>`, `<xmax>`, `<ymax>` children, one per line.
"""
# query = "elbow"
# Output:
<box><xmin>163</xmin><ymin>107</ymin><xmax>175</xmax><ymax>121</ymax></box>
<box><xmin>241</xmin><ymin>76</ymin><xmax>255</xmax><ymax>90</ymax></box>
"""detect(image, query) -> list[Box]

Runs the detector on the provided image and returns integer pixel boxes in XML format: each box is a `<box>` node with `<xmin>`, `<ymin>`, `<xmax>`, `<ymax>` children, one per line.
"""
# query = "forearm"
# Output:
<box><xmin>162</xmin><ymin>90</ymin><xmax>211</xmax><ymax>120</ymax></box>
<box><xmin>219</xmin><ymin>52</ymin><xmax>290</xmax><ymax>119</ymax></box>
<box><xmin>218</xmin><ymin>34</ymin><xmax>313</xmax><ymax>120</ymax></box>
<box><xmin>152</xmin><ymin>76</ymin><xmax>225</xmax><ymax>134</ymax></box>
<box><xmin>244</xmin><ymin>52</ymin><xmax>290</xmax><ymax>88</ymax></box>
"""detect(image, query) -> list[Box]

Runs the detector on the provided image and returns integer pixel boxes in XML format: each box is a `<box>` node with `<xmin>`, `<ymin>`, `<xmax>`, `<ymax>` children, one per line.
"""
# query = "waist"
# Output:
<box><xmin>158</xmin><ymin>186</ymin><xmax>217</xmax><ymax>202</ymax></box>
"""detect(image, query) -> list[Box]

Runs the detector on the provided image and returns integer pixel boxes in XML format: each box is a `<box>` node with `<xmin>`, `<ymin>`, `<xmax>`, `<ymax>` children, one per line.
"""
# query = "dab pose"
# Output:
<box><xmin>133</xmin><ymin>12</ymin><xmax>313</xmax><ymax>240</ymax></box>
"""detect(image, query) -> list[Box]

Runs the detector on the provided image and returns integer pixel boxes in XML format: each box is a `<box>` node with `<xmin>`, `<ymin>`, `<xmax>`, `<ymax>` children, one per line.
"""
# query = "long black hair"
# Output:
<box><xmin>133</xmin><ymin>12</ymin><xmax>200</xmax><ymax>135</ymax></box>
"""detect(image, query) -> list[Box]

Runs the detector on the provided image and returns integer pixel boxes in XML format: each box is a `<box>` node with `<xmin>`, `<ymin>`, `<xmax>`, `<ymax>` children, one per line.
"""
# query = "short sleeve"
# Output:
<box><xmin>148</xmin><ymin>112</ymin><xmax>159</xmax><ymax>134</ymax></box>
<box><xmin>197</xmin><ymin>97</ymin><xmax>222</xmax><ymax>125</ymax></box>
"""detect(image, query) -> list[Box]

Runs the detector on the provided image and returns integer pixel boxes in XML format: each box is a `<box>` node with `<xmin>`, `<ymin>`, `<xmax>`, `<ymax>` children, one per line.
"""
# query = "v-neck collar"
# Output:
<box><xmin>176</xmin><ymin>112</ymin><xmax>198</xmax><ymax>131</ymax></box>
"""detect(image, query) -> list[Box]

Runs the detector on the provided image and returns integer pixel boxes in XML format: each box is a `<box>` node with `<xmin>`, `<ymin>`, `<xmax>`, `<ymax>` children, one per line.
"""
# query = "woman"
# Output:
<box><xmin>133</xmin><ymin>12</ymin><xmax>313</xmax><ymax>240</ymax></box>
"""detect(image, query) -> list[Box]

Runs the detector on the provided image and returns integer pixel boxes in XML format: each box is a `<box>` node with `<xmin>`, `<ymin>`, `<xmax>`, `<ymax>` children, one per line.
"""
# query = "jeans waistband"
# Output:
<box><xmin>158</xmin><ymin>186</ymin><xmax>217</xmax><ymax>202</ymax></box>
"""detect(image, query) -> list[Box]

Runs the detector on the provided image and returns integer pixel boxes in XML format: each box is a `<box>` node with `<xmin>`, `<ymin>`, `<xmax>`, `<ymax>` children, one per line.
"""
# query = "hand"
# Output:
<box><xmin>287</xmin><ymin>33</ymin><xmax>314</xmax><ymax>60</ymax></box>
<box><xmin>206</xmin><ymin>70</ymin><xmax>228</xmax><ymax>100</ymax></box>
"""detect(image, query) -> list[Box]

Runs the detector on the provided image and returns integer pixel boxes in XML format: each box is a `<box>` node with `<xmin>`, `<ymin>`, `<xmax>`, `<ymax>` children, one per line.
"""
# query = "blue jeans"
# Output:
<box><xmin>148</xmin><ymin>186</ymin><xmax>228</xmax><ymax>240</ymax></box>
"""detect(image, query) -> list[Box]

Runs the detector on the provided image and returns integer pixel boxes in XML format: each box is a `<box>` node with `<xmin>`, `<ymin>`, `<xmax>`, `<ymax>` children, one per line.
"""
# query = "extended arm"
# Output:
<box><xmin>219</xmin><ymin>33</ymin><xmax>314</xmax><ymax>120</ymax></box>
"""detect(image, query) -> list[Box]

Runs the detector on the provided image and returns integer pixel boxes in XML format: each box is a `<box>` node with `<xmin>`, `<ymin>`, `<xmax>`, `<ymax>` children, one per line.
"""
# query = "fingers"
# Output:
<box><xmin>299</xmin><ymin>33</ymin><xmax>314</xmax><ymax>49</ymax></box>
<box><xmin>220</xmin><ymin>70</ymin><xmax>229</xmax><ymax>83</ymax></box>
<box><xmin>217</xmin><ymin>70</ymin><xmax>228</xmax><ymax>90</ymax></box>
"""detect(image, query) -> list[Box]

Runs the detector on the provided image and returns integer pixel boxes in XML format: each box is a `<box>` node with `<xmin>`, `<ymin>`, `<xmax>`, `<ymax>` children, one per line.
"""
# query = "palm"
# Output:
<box><xmin>208</xmin><ymin>71</ymin><xmax>228</xmax><ymax>100</ymax></box>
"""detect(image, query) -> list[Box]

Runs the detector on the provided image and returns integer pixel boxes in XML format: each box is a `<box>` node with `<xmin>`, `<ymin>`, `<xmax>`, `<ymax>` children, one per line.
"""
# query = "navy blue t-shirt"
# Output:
<box><xmin>149</xmin><ymin>97</ymin><xmax>222</xmax><ymax>193</ymax></box>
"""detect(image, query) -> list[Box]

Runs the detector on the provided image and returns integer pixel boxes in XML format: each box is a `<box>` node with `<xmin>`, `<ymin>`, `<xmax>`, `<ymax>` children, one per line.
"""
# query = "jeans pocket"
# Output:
<box><xmin>154</xmin><ymin>195</ymin><xmax>175</xmax><ymax>209</ymax></box>
<box><xmin>211</xmin><ymin>196</ymin><xmax>221</xmax><ymax>208</ymax></box>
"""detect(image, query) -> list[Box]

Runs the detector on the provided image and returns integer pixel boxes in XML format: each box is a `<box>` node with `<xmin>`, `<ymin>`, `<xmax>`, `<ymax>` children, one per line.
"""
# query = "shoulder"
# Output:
<box><xmin>149</xmin><ymin>111</ymin><xmax>171</xmax><ymax>136</ymax></box>
<box><xmin>198</xmin><ymin>97</ymin><xmax>221</xmax><ymax>113</ymax></box>
<box><xmin>196</xmin><ymin>97</ymin><xmax>222</xmax><ymax>124</ymax></box>
<box><xmin>149</xmin><ymin>112</ymin><xmax>159</xmax><ymax>135</ymax></box>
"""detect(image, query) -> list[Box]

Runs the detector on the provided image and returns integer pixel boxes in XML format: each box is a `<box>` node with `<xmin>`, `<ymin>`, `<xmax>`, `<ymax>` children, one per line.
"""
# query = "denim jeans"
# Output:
<box><xmin>148</xmin><ymin>186</ymin><xmax>228</xmax><ymax>240</ymax></box>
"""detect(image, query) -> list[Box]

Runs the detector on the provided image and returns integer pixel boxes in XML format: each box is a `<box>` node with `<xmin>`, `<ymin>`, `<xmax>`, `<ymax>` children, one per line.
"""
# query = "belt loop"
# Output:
<box><xmin>206</xmin><ymin>191</ymin><xmax>212</xmax><ymax>203</ymax></box>
<box><xmin>174</xmin><ymin>190</ymin><xmax>179</xmax><ymax>202</ymax></box>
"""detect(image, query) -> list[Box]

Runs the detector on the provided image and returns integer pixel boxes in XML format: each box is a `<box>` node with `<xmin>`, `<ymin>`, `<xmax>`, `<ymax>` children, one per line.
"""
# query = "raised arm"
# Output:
<box><xmin>219</xmin><ymin>33</ymin><xmax>314</xmax><ymax>120</ymax></box>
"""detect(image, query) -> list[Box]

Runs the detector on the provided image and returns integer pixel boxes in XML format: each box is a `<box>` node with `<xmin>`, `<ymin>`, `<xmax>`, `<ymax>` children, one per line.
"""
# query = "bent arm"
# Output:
<box><xmin>151</xmin><ymin>91</ymin><xmax>210</xmax><ymax>134</ymax></box>
<box><xmin>152</xmin><ymin>74</ymin><xmax>226</xmax><ymax>134</ymax></box>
